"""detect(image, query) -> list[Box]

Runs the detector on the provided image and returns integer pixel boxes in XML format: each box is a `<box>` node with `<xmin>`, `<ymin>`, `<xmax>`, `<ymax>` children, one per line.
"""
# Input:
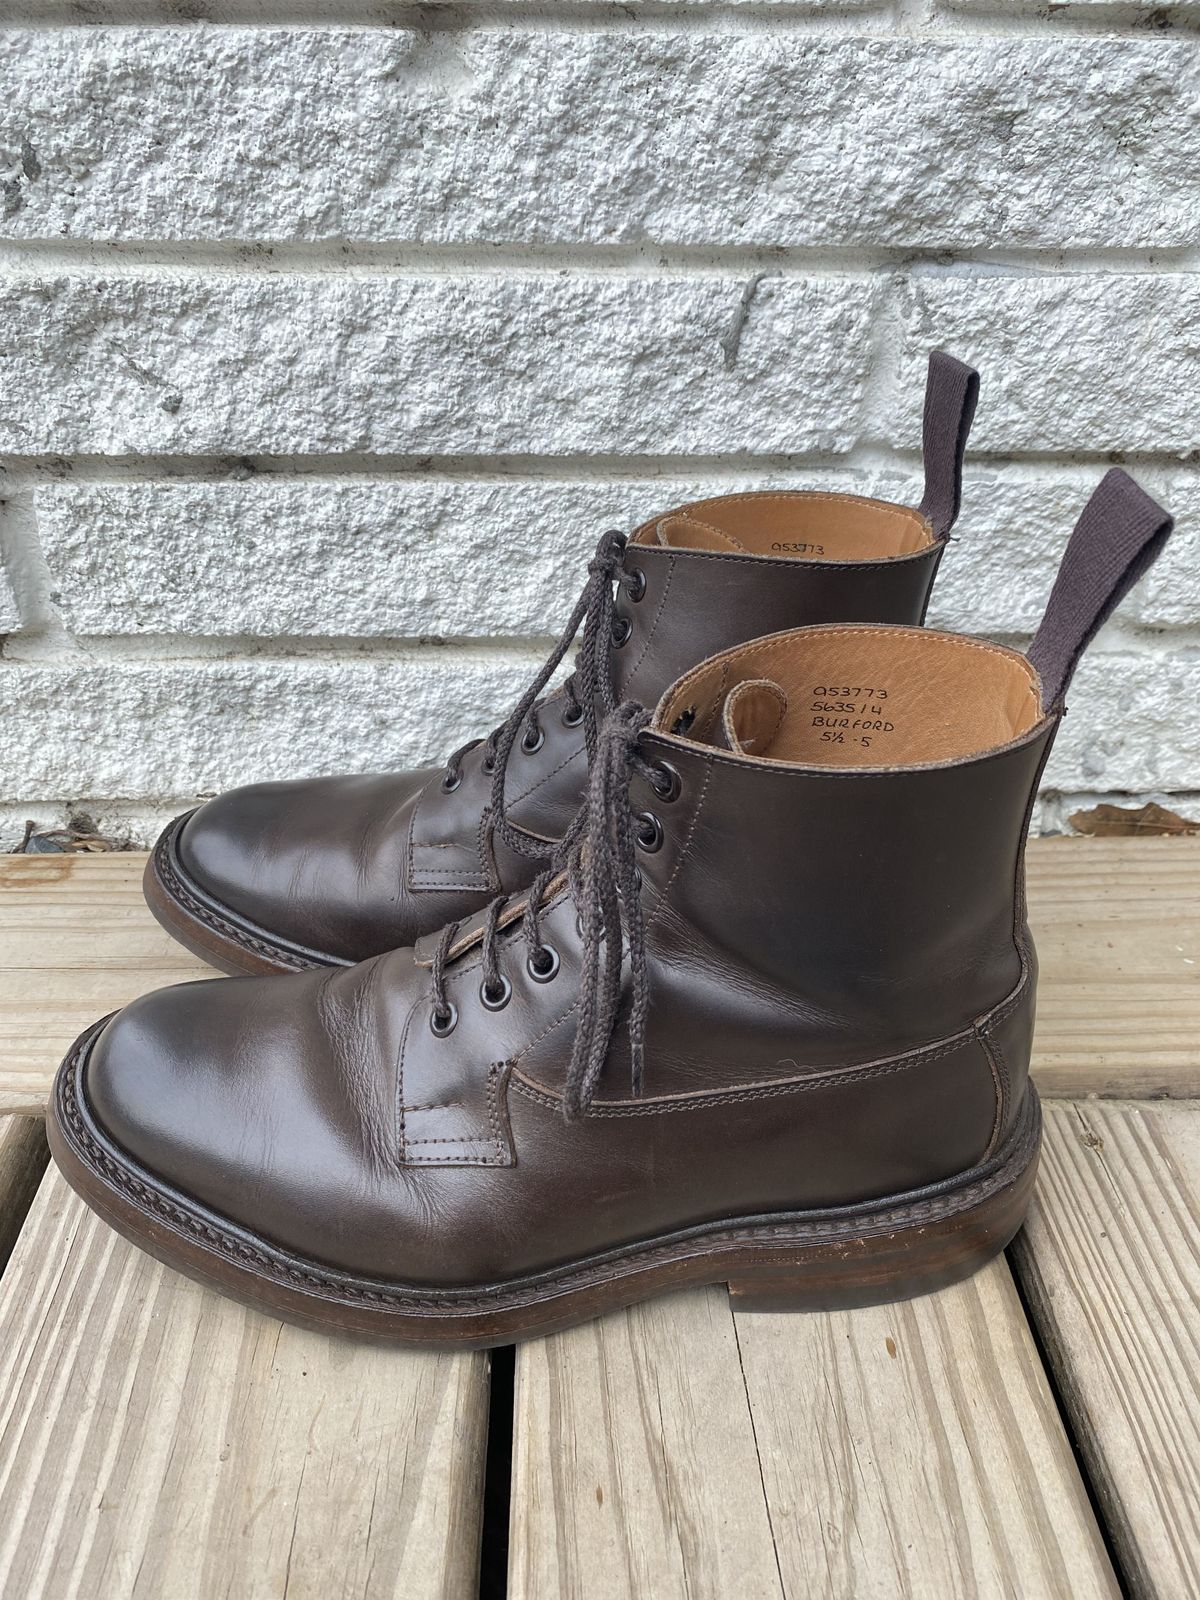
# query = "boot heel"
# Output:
<box><xmin>724</xmin><ymin>1226</ymin><xmax>1011</xmax><ymax>1313</ymax></box>
<box><xmin>725</xmin><ymin>1090</ymin><xmax>1040</xmax><ymax>1314</ymax></box>
<box><xmin>727</xmin><ymin>1273</ymin><xmax>821</xmax><ymax>1312</ymax></box>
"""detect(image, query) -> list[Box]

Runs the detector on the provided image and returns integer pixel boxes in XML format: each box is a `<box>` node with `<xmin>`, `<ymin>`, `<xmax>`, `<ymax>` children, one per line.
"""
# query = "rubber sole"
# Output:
<box><xmin>143</xmin><ymin>811</ymin><xmax>343</xmax><ymax>977</ymax></box>
<box><xmin>48</xmin><ymin>1017</ymin><xmax>1042</xmax><ymax>1348</ymax></box>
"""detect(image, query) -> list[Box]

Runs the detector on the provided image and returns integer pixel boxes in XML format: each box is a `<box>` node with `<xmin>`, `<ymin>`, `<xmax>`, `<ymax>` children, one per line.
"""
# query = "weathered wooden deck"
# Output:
<box><xmin>0</xmin><ymin>839</ymin><xmax>1197</xmax><ymax>1598</ymax></box>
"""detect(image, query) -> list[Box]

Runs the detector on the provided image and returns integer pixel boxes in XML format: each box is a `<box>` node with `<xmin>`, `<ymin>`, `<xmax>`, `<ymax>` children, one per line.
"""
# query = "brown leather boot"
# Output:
<box><xmin>144</xmin><ymin>353</ymin><xmax>979</xmax><ymax>975</ymax></box>
<box><xmin>50</xmin><ymin>469</ymin><xmax>1170</xmax><ymax>1346</ymax></box>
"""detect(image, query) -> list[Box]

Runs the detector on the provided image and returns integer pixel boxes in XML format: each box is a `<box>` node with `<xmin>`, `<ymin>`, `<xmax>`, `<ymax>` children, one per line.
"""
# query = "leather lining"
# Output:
<box><xmin>660</xmin><ymin>624</ymin><xmax>1044</xmax><ymax>769</ymax></box>
<box><xmin>633</xmin><ymin>492</ymin><xmax>934</xmax><ymax>563</ymax></box>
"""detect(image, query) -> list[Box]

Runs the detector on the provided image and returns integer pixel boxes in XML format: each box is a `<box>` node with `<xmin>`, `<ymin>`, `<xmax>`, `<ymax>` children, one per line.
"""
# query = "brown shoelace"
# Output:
<box><xmin>430</xmin><ymin>701</ymin><xmax>669</xmax><ymax>1119</ymax></box>
<box><xmin>440</xmin><ymin>528</ymin><xmax>639</xmax><ymax>865</ymax></box>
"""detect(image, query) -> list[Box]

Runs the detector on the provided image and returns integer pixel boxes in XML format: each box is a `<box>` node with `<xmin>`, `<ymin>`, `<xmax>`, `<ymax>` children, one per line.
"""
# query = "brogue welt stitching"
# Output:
<box><xmin>59</xmin><ymin>1027</ymin><xmax>1036</xmax><ymax>1314</ymax></box>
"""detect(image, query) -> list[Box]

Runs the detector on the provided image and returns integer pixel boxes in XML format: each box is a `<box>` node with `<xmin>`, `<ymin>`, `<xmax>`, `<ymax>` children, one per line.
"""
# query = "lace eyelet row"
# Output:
<box><xmin>429</xmin><ymin>944</ymin><xmax>562</xmax><ymax>1035</ymax></box>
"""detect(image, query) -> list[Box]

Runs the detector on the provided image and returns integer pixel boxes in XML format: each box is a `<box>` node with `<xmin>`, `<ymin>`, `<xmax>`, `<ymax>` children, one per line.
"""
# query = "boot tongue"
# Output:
<box><xmin>654</xmin><ymin>512</ymin><xmax>748</xmax><ymax>554</ymax></box>
<box><xmin>717</xmin><ymin>678</ymin><xmax>788</xmax><ymax>757</ymax></box>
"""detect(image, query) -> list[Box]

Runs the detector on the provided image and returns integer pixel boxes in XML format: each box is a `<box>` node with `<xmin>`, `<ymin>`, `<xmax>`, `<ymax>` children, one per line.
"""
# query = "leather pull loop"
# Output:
<box><xmin>1028</xmin><ymin>468</ymin><xmax>1173</xmax><ymax>710</ymax></box>
<box><xmin>917</xmin><ymin>350</ymin><xmax>980</xmax><ymax>540</ymax></box>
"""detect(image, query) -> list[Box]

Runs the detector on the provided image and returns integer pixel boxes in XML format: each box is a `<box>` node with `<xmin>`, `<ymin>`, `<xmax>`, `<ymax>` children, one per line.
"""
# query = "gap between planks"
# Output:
<box><xmin>0</xmin><ymin>1166</ymin><xmax>490</xmax><ymax>1600</ymax></box>
<box><xmin>0</xmin><ymin>1116</ymin><xmax>49</xmax><ymax>1275</ymax></box>
<box><xmin>508</xmin><ymin>1260</ymin><xmax>1120</xmax><ymax>1600</ymax></box>
<box><xmin>1</xmin><ymin>836</ymin><xmax>1198</xmax><ymax>1115</ymax></box>
<box><xmin>0</xmin><ymin>847</ymin><xmax>1195</xmax><ymax>1593</ymax></box>
<box><xmin>1012</xmin><ymin>1100</ymin><xmax>1200</xmax><ymax>1600</ymax></box>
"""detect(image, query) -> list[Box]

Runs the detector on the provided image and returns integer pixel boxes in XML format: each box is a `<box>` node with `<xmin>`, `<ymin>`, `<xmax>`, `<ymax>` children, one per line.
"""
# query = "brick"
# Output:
<box><xmin>35</xmin><ymin>475</ymin><xmax>893</xmax><ymax>641</ymax></box>
<box><xmin>1</xmin><ymin>35</ymin><xmax>1195</xmax><ymax>248</ymax></box>
<box><xmin>35</xmin><ymin>465</ymin><xmax>1198</xmax><ymax>641</ymax></box>
<box><xmin>898</xmin><ymin>276</ymin><xmax>1200</xmax><ymax>455</ymax></box>
<box><xmin>0</xmin><ymin>647</ymin><xmax>1194</xmax><ymax>802</ymax></box>
<box><xmin>1048</xmin><ymin>656</ymin><xmax>1200</xmax><ymax>794</ymax></box>
<box><xmin>928</xmin><ymin>469</ymin><xmax>1200</xmax><ymax>634</ymax></box>
<box><xmin>0</xmin><ymin>274</ymin><xmax>875</xmax><ymax>457</ymax></box>
<box><xmin>0</xmin><ymin>654</ymin><xmax>540</xmax><ymax>801</ymax></box>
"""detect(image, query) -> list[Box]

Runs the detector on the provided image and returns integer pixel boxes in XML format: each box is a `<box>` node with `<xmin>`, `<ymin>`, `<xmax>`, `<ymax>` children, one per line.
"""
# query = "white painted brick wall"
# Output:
<box><xmin>3</xmin><ymin>3</ymin><xmax>1200</xmax><ymax>849</ymax></box>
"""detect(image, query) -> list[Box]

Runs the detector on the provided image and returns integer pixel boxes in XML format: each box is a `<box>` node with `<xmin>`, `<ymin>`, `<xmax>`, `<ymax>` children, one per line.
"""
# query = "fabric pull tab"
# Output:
<box><xmin>1028</xmin><ymin>469</ymin><xmax>1173</xmax><ymax>710</ymax></box>
<box><xmin>917</xmin><ymin>350</ymin><xmax>980</xmax><ymax>540</ymax></box>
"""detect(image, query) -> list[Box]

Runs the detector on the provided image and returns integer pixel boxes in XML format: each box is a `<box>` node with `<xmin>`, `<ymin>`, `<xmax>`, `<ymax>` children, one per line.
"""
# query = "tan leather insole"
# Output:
<box><xmin>661</xmin><ymin>627</ymin><xmax>1045</xmax><ymax>769</ymax></box>
<box><xmin>632</xmin><ymin>492</ymin><xmax>934</xmax><ymax>562</ymax></box>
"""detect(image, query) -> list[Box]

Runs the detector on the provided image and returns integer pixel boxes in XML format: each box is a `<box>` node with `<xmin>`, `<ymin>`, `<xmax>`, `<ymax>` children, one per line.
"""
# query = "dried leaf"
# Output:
<box><xmin>1068</xmin><ymin>802</ymin><xmax>1200</xmax><ymax>838</ymax></box>
<box><xmin>12</xmin><ymin>819</ymin><xmax>123</xmax><ymax>854</ymax></box>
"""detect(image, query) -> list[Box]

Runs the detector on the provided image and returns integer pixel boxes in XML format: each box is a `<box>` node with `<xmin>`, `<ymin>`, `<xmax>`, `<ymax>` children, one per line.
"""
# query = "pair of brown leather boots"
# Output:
<box><xmin>49</xmin><ymin>354</ymin><xmax>1173</xmax><ymax>1346</ymax></box>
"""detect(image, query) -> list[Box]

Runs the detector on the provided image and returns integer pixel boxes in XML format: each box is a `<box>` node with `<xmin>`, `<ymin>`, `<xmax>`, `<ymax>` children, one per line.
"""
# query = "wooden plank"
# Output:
<box><xmin>509</xmin><ymin>1263</ymin><xmax>1118</xmax><ymax>1600</ymax></box>
<box><xmin>0</xmin><ymin>1168</ymin><xmax>489</xmax><ymax>1600</ymax></box>
<box><xmin>0</xmin><ymin>853</ymin><xmax>210</xmax><ymax>1114</ymax></box>
<box><xmin>510</xmin><ymin>1283</ymin><xmax>785</xmax><ymax>1600</ymax></box>
<box><xmin>0</xmin><ymin>1117</ymin><xmax>48</xmax><ymax>1275</ymax></box>
<box><xmin>1012</xmin><ymin>1101</ymin><xmax>1200</xmax><ymax>1599</ymax></box>
<box><xmin>3</xmin><ymin>839</ymin><xmax>1198</xmax><ymax>1114</ymax></box>
<box><xmin>1026</xmin><ymin>837</ymin><xmax>1200</xmax><ymax>1098</ymax></box>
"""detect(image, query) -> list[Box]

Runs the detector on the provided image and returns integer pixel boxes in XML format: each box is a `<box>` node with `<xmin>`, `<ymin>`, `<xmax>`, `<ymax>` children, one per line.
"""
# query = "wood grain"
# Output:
<box><xmin>0</xmin><ymin>854</ymin><xmax>210</xmax><ymax>1114</ymax></box>
<box><xmin>1012</xmin><ymin>1101</ymin><xmax>1200</xmax><ymax>1599</ymax></box>
<box><xmin>509</xmin><ymin>1264</ymin><xmax>1118</xmax><ymax>1600</ymax></box>
<box><xmin>1026</xmin><ymin>838</ymin><xmax>1200</xmax><ymax>1098</ymax></box>
<box><xmin>3</xmin><ymin>839</ymin><xmax>1197</xmax><ymax>1113</ymax></box>
<box><xmin>0</xmin><ymin>1117</ymin><xmax>48</xmax><ymax>1275</ymax></box>
<box><xmin>0</xmin><ymin>1168</ymin><xmax>489</xmax><ymax>1600</ymax></box>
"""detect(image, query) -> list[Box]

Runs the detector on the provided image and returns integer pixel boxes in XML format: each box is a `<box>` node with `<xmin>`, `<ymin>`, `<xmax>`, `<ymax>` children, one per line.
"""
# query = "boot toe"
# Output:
<box><xmin>176</xmin><ymin>781</ymin><xmax>284</xmax><ymax>913</ymax></box>
<box><xmin>80</xmin><ymin>965</ymin><xmax>363</xmax><ymax>1236</ymax></box>
<box><xmin>82</xmin><ymin>977</ymin><xmax>277</xmax><ymax>1211</ymax></box>
<box><xmin>75</xmin><ymin>963</ymin><xmax>414</xmax><ymax>1271</ymax></box>
<box><xmin>171</xmin><ymin>770</ymin><xmax>435</xmax><ymax>960</ymax></box>
<box><xmin>176</xmin><ymin>778</ymin><xmax>344</xmax><ymax>928</ymax></box>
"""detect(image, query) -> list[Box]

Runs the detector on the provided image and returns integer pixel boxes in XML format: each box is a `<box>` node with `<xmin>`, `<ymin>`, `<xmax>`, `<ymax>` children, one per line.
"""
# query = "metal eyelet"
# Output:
<box><xmin>611</xmin><ymin>616</ymin><xmax>632</xmax><ymax>648</ymax></box>
<box><xmin>649</xmin><ymin>761</ymin><xmax>681</xmax><ymax>803</ymax></box>
<box><xmin>562</xmin><ymin>702</ymin><xmax>585</xmax><ymax>728</ymax></box>
<box><xmin>527</xmin><ymin>944</ymin><xmax>560</xmax><ymax>983</ymax></box>
<box><xmin>430</xmin><ymin>1001</ymin><xmax>458</xmax><ymax>1037</ymax></box>
<box><xmin>440</xmin><ymin>770</ymin><xmax>462</xmax><ymax>794</ymax></box>
<box><xmin>480</xmin><ymin>974</ymin><xmax>512</xmax><ymax>1011</ymax></box>
<box><xmin>522</xmin><ymin>725</ymin><xmax>545</xmax><ymax>755</ymax></box>
<box><xmin>634</xmin><ymin>811</ymin><xmax>663</xmax><ymax>853</ymax></box>
<box><xmin>623</xmin><ymin>567</ymin><xmax>647</xmax><ymax>603</ymax></box>
<box><xmin>481</xmin><ymin>752</ymin><xmax>496</xmax><ymax>775</ymax></box>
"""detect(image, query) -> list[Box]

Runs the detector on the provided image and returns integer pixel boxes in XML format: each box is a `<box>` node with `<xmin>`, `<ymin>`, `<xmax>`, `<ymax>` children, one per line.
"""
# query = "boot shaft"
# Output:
<box><xmin>614</xmin><ymin>490</ymin><xmax>944</xmax><ymax>705</ymax></box>
<box><xmin>413</xmin><ymin>350</ymin><xmax>981</xmax><ymax>884</ymax></box>
<box><xmin>613</xmin><ymin>350</ymin><xmax>980</xmax><ymax>701</ymax></box>
<box><xmin>615</xmin><ymin>468</ymin><xmax>1173</xmax><ymax>1092</ymax></box>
